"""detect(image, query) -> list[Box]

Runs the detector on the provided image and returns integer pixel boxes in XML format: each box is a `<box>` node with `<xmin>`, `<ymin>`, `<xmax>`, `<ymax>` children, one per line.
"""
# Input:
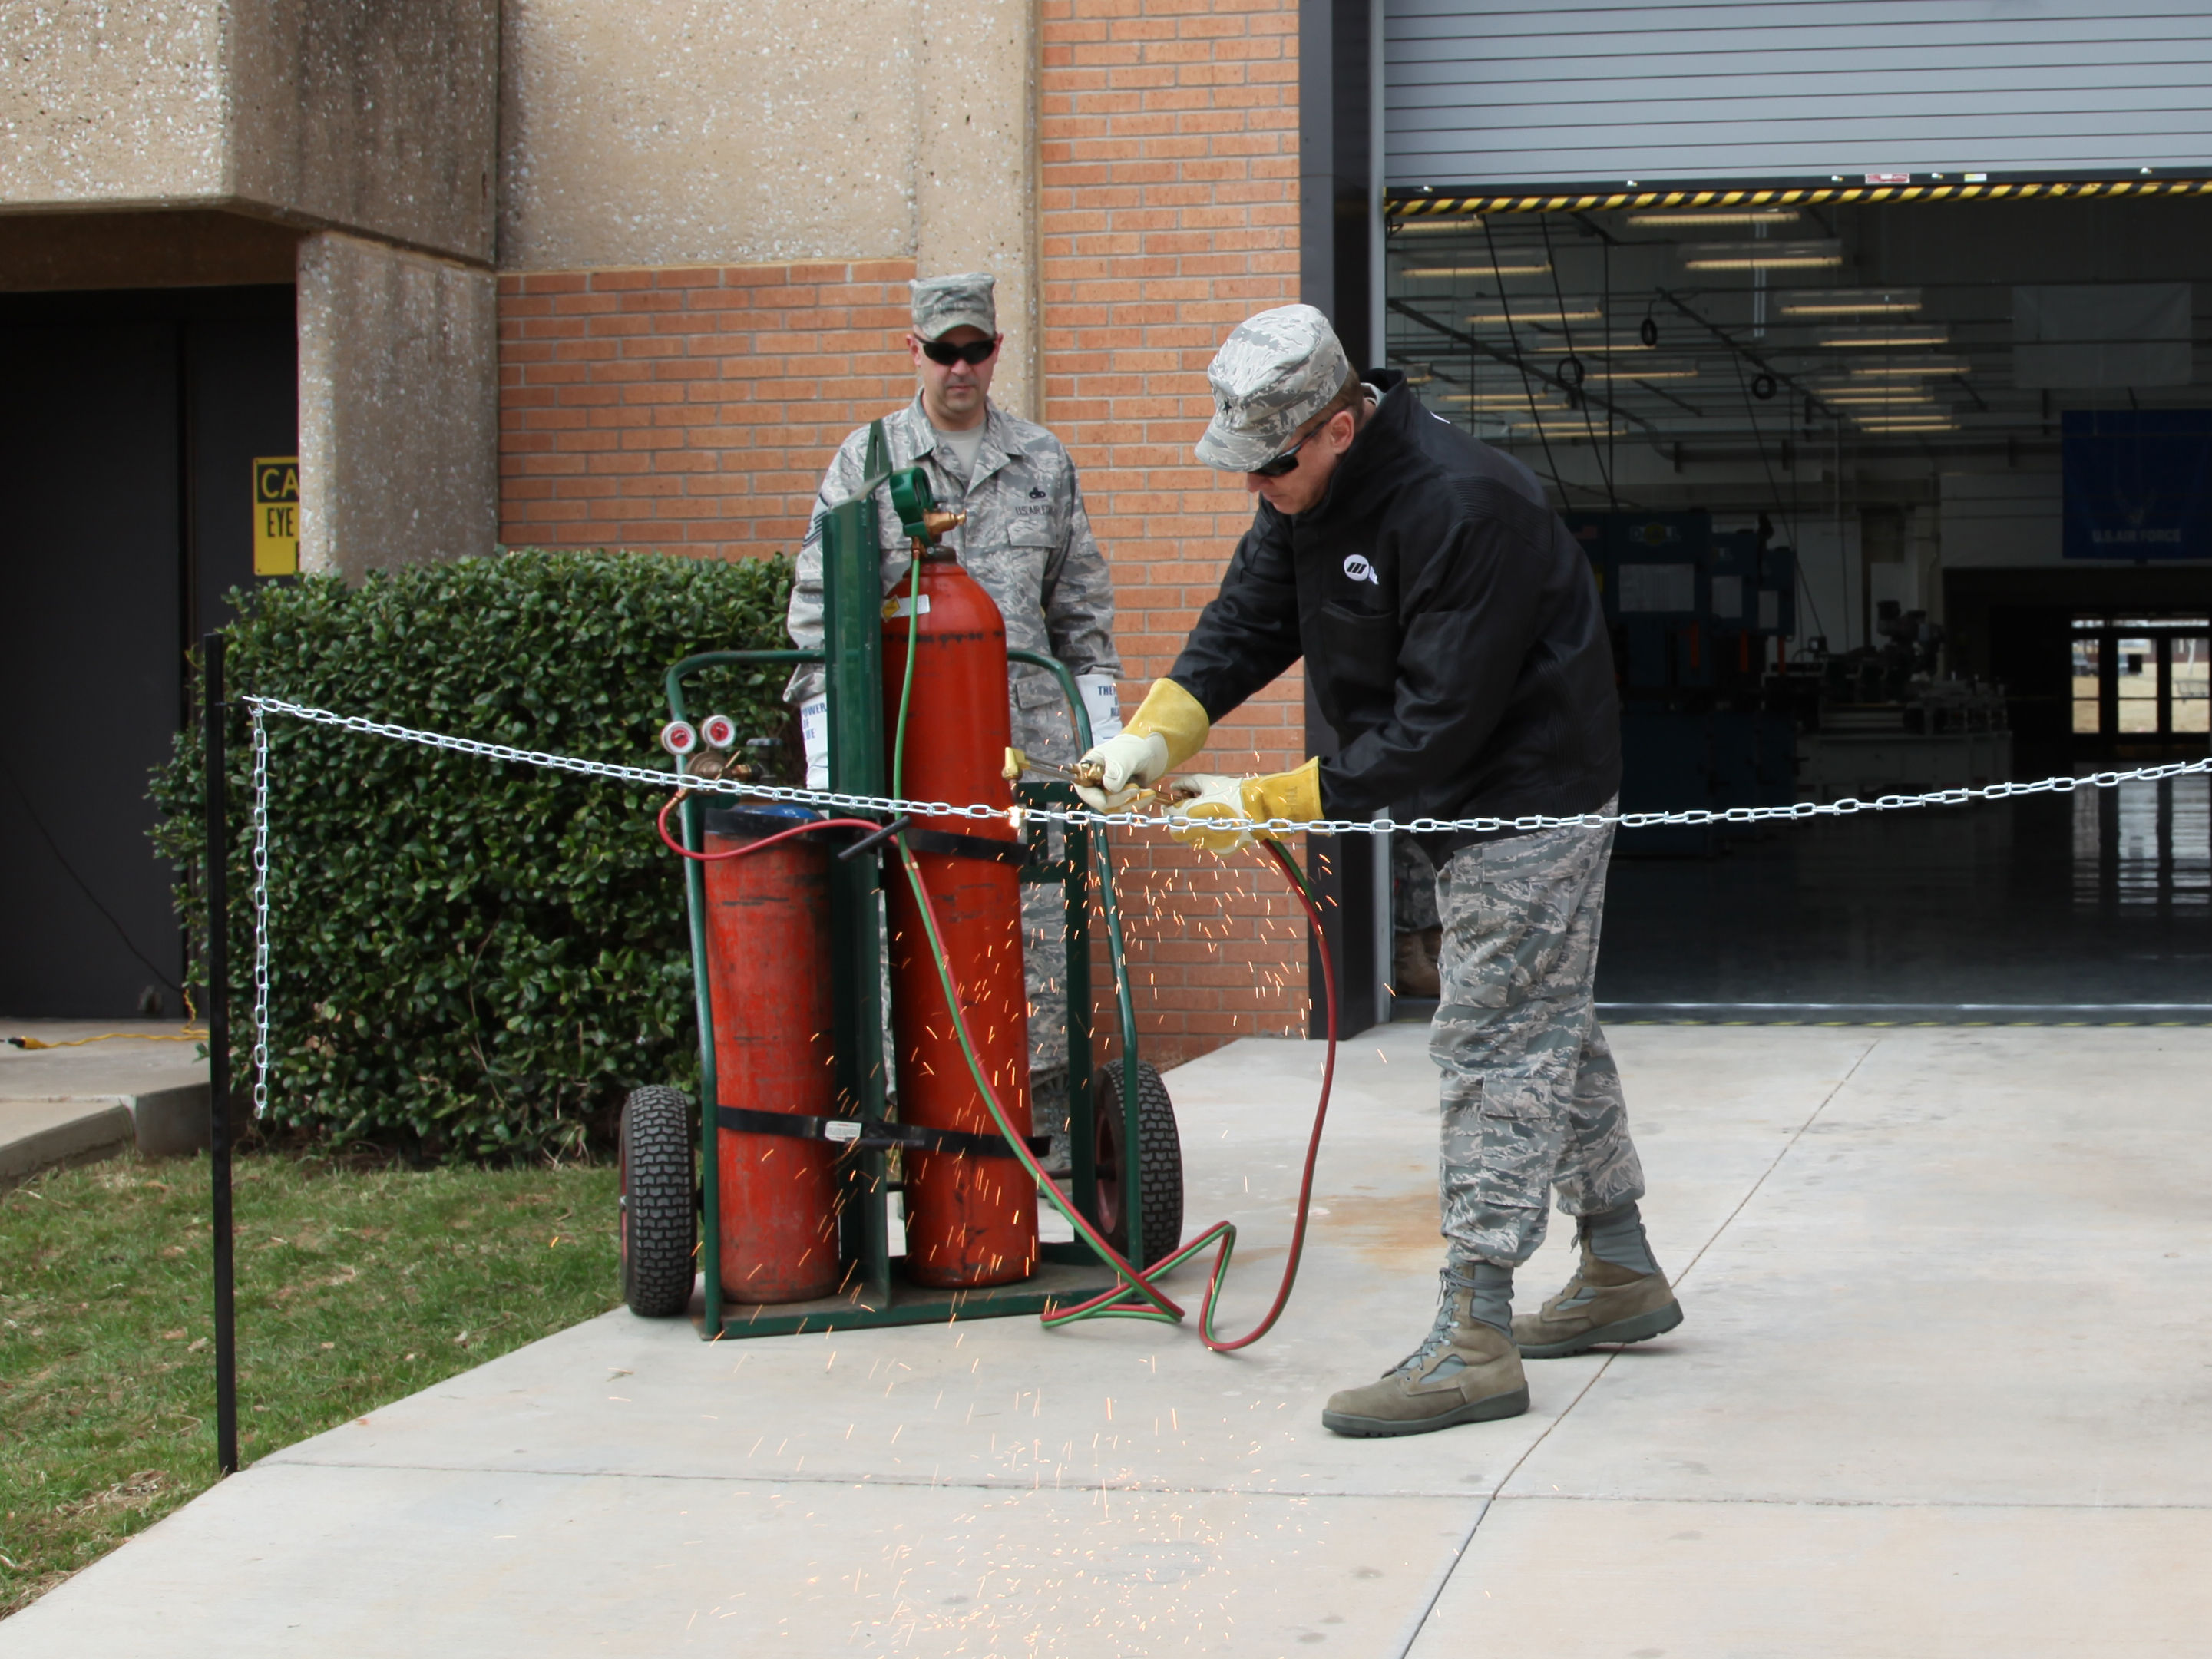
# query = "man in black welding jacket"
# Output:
<box><xmin>1074</xmin><ymin>303</ymin><xmax>1684</xmax><ymax>1437</ymax></box>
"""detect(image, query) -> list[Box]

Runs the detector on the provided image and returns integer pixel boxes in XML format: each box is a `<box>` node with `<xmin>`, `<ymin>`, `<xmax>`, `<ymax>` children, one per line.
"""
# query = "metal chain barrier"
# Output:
<box><xmin>249</xmin><ymin>705</ymin><xmax>273</xmax><ymax>1120</ymax></box>
<box><xmin>244</xmin><ymin>693</ymin><xmax>2212</xmax><ymax>838</ymax></box>
<box><xmin>233</xmin><ymin>694</ymin><xmax>2210</xmax><ymax>1120</ymax></box>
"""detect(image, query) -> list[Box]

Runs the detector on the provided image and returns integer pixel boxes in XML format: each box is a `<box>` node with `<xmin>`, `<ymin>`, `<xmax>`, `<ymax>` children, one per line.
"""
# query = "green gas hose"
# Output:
<box><xmin>883</xmin><ymin>551</ymin><xmax>1341</xmax><ymax>1350</ymax></box>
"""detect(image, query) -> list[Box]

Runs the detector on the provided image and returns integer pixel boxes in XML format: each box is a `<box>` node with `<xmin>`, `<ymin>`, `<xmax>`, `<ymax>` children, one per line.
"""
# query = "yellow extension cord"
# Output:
<box><xmin>5</xmin><ymin>1028</ymin><xmax>206</xmax><ymax>1051</ymax></box>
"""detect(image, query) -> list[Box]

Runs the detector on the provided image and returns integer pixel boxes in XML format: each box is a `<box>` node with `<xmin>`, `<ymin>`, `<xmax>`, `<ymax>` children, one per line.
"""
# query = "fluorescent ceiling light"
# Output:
<box><xmin>1817</xmin><ymin>323</ymin><xmax>1950</xmax><ymax>348</ymax></box>
<box><xmin>1464</xmin><ymin>299</ymin><xmax>1604</xmax><ymax>325</ymax></box>
<box><xmin>1627</xmin><ymin>207</ymin><xmax>1801</xmax><ymax>228</ymax></box>
<box><xmin>1777</xmin><ymin>287</ymin><xmax>1923</xmax><ymax>317</ymax></box>
<box><xmin>1526</xmin><ymin>335</ymin><xmax>1655</xmax><ymax>353</ymax></box>
<box><xmin>1394</xmin><ymin>216</ymin><xmax>1484</xmax><ymax>233</ymax></box>
<box><xmin>1680</xmin><ymin>240</ymin><xmax>1843</xmax><ymax>271</ymax></box>
<box><xmin>1844</xmin><ymin>357</ymin><xmax>1971</xmax><ymax>378</ymax></box>
<box><xmin>1850</xmin><ymin>414</ymin><xmax>1957</xmax><ymax>431</ymax></box>
<box><xmin>1435</xmin><ymin>392</ymin><xmax>1570</xmax><ymax>409</ymax></box>
<box><xmin>1400</xmin><ymin>259</ymin><xmax>1552</xmax><ymax>279</ymax></box>
<box><xmin>1622</xmin><ymin>361</ymin><xmax>1702</xmax><ymax>382</ymax></box>
<box><xmin>1820</xmin><ymin>389</ymin><xmax>1941</xmax><ymax>406</ymax></box>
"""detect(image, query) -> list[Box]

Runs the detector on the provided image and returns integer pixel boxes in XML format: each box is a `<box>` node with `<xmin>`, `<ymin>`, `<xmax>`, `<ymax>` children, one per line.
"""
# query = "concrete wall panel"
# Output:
<box><xmin>231</xmin><ymin>0</ymin><xmax>500</xmax><ymax>263</ymax></box>
<box><xmin>917</xmin><ymin>0</ymin><xmax>1039</xmax><ymax>418</ymax></box>
<box><xmin>299</xmin><ymin>231</ymin><xmax>498</xmax><ymax>578</ymax></box>
<box><xmin>2</xmin><ymin>0</ymin><xmax>494</xmax><ymax>262</ymax></box>
<box><xmin>498</xmin><ymin>0</ymin><xmax>921</xmax><ymax>273</ymax></box>
<box><xmin>0</xmin><ymin>0</ymin><xmax>230</xmax><ymax>207</ymax></box>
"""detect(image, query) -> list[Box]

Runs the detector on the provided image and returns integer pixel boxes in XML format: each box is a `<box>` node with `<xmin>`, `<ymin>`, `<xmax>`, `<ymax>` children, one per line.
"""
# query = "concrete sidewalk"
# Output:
<box><xmin>0</xmin><ymin>1021</ymin><xmax>210</xmax><ymax>1181</ymax></box>
<box><xmin>5</xmin><ymin>1023</ymin><xmax>2209</xmax><ymax>1655</ymax></box>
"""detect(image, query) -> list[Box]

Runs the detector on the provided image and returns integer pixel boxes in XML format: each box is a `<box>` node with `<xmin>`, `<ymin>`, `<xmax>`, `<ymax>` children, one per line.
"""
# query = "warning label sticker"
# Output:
<box><xmin>253</xmin><ymin>457</ymin><xmax>299</xmax><ymax>576</ymax></box>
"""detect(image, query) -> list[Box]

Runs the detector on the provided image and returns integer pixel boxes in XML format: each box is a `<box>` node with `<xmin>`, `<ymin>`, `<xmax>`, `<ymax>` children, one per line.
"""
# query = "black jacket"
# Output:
<box><xmin>1166</xmin><ymin>371</ymin><xmax>1620</xmax><ymax>853</ymax></box>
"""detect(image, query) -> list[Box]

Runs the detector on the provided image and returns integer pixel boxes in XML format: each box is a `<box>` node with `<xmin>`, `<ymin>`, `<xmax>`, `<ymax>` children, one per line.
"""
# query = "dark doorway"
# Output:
<box><xmin>0</xmin><ymin>286</ymin><xmax>295</xmax><ymax>1017</ymax></box>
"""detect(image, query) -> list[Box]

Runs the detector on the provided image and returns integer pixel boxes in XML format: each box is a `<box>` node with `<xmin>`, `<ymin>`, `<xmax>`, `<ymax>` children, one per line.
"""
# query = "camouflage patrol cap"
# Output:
<box><xmin>1195</xmin><ymin>304</ymin><xmax>1354</xmax><ymax>472</ymax></box>
<box><xmin>911</xmin><ymin>273</ymin><xmax>997</xmax><ymax>340</ymax></box>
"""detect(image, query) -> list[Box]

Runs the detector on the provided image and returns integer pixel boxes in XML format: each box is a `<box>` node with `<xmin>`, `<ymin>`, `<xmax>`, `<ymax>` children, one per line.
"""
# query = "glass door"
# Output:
<box><xmin>2071</xmin><ymin>616</ymin><xmax>2212</xmax><ymax>755</ymax></box>
<box><xmin>2176</xmin><ymin>631</ymin><xmax>2210</xmax><ymax>739</ymax></box>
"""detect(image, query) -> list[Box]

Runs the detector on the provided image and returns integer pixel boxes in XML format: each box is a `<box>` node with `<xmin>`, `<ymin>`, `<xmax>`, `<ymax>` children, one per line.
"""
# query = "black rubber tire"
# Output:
<box><xmin>1094</xmin><ymin>1060</ymin><xmax>1185</xmax><ymax>1269</ymax></box>
<box><xmin>620</xmin><ymin>1086</ymin><xmax>696</xmax><ymax>1317</ymax></box>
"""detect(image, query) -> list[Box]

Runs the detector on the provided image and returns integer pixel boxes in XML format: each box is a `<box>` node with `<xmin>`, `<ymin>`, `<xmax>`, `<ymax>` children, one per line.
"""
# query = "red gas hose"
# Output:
<box><xmin>653</xmin><ymin>792</ymin><xmax>884</xmax><ymax>862</ymax></box>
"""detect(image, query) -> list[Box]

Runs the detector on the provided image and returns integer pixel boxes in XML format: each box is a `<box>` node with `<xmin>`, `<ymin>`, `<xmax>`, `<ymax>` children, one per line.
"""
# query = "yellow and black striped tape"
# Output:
<box><xmin>1389</xmin><ymin>177</ymin><xmax>2212</xmax><ymax>220</ymax></box>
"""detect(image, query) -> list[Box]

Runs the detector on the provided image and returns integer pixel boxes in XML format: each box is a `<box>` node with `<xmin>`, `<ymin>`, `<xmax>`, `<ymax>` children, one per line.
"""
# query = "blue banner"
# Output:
<box><xmin>2062</xmin><ymin>409</ymin><xmax>2212</xmax><ymax>560</ymax></box>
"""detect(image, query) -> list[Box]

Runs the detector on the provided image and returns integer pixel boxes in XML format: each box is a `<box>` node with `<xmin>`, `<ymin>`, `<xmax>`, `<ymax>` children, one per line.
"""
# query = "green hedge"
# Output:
<box><xmin>152</xmin><ymin>550</ymin><xmax>797</xmax><ymax>1158</ymax></box>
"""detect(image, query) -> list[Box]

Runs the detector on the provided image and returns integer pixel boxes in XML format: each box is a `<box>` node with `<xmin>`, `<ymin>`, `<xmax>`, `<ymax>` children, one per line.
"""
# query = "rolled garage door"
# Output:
<box><xmin>1387</xmin><ymin>1</ymin><xmax>2212</xmax><ymax>193</ymax></box>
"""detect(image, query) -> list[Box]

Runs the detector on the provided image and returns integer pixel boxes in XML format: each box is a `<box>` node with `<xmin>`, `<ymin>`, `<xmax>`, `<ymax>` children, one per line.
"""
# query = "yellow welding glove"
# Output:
<box><xmin>1168</xmin><ymin>758</ymin><xmax>1324</xmax><ymax>854</ymax></box>
<box><xmin>1075</xmin><ymin>677</ymin><xmax>1211</xmax><ymax>810</ymax></box>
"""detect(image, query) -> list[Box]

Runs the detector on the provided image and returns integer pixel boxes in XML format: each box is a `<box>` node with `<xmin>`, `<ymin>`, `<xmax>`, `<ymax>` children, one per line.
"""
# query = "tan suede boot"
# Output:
<box><xmin>1512</xmin><ymin>1242</ymin><xmax>1683</xmax><ymax>1359</ymax></box>
<box><xmin>1322</xmin><ymin>1274</ymin><xmax>1529</xmax><ymax>1437</ymax></box>
<box><xmin>1394</xmin><ymin>928</ymin><xmax>1440</xmax><ymax>997</ymax></box>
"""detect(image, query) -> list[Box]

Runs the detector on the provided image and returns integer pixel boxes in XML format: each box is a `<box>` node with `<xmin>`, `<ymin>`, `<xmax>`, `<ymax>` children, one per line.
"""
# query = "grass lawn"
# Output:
<box><xmin>0</xmin><ymin>1148</ymin><xmax>621</xmax><ymax>1618</ymax></box>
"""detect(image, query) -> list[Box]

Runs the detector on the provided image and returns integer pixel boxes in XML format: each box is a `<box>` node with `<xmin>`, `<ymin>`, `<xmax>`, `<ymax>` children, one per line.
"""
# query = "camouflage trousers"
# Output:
<box><xmin>1016</xmin><ymin>693</ymin><xmax>1075</xmax><ymax>1081</ymax></box>
<box><xmin>1023</xmin><ymin>881</ymin><xmax>1068</xmax><ymax>1078</ymax></box>
<box><xmin>1392</xmin><ymin>834</ymin><xmax>1441</xmax><ymax>932</ymax></box>
<box><xmin>1430</xmin><ymin>804</ymin><xmax>1645</xmax><ymax>1267</ymax></box>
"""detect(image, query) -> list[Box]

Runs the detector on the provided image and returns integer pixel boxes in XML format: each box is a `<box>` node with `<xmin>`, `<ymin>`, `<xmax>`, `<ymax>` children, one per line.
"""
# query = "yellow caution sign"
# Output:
<box><xmin>253</xmin><ymin>457</ymin><xmax>299</xmax><ymax>576</ymax></box>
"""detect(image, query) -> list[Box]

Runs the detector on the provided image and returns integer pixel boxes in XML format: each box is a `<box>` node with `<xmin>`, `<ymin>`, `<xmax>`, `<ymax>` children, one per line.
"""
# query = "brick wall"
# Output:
<box><xmin>494</xmin><ymin>0</ymin><xmax>1313</xmax><ymax>1068</ymax></box>
<box><xmin>1041</xmin><ymin>0</ymin><xmax>1308</xmax><ymax>1064</ymax></box>
<box><xmin>498</xmin><ymin>259</ymin><xmax>918</xmax><ymax>560</ymax></box>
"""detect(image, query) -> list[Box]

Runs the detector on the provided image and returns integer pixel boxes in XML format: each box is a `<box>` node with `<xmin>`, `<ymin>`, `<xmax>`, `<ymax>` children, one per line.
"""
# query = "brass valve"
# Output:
<box><xmin>685</xmin><ymin>749</ymin><xmax>755</xmax><ymax>783</ymax></box>
<box><xmin>1004</xmin><ymin>747</ymin><xmax>1197</xmax><ymax>809</ymax></box>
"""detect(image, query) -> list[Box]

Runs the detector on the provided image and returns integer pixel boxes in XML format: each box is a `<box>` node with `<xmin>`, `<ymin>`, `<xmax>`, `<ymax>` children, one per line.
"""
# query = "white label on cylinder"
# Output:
<box><xmin>799</xmin><ymin>697</ymin><xmax>828</xmax><ymax>789</ymax></box>
<box><xmin>882</xmin><ymin>595</ymin><xmax>932</xmax><ymax>620</ymax></box>
<box><xmin>1077</xmin><ymin>672</ymin><xmax>1124</xmax><ymax>742</ymax></box>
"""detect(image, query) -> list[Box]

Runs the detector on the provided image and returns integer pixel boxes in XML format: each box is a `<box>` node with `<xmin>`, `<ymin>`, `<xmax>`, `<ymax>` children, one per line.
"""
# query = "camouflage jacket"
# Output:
<box><xmin>785</xmin><ymin>395</ymin><xmax>1119</xmax><ymax>761</ymax></box>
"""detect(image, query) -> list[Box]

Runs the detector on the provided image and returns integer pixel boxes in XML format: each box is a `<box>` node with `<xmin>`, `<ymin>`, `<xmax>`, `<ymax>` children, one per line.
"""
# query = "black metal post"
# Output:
<box><xmin>203</xmin><ymin>632</ymin><xmax>239</xmax><ymax>1476</ymax></box>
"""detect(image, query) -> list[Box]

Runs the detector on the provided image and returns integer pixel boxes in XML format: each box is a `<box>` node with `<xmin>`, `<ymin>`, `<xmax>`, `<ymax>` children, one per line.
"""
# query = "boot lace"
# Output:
<box><xmin>1388</xmin><ymin>1267</ymin><xmax>1479</xmax><ymax>1376</ymax></box>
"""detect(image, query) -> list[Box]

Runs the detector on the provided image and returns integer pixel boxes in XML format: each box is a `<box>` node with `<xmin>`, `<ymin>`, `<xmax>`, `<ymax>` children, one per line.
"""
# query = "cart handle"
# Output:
<box><xmin>1004</xmin><ymin>650</ymin><xmax>1143</xmax><ymax>1157</ymax></box>
<box><xmin>663</xmin><ymin>648</ymin><xmax>824</xmax><ymax>728</ymax></box>
<box><xmin>661</xmin><ymin>643</ymin><xmax>1144</xmax><ymax>1171</ymax></box>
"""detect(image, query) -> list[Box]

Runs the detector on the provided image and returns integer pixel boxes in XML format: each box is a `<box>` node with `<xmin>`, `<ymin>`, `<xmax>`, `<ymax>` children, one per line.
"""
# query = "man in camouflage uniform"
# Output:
<box><xmin>1074</xmin><ymin>304</ymin><xmax>1682</xmax><ymax>1437</ymax></box>
<box><xmin>1391</xmin><ymin>834</ymin><xmax>1442</xmax><ymax>996</ymax></box>
<box><xmin>787</xmin><ymin>273</ymin><xmax>1120</xmax><ymax>1105</ymax></box>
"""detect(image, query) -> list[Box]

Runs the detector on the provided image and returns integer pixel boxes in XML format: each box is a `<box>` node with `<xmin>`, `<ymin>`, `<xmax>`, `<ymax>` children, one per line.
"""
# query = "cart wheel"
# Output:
<box><xmin>1094</xmin><ymin>1061</ymin><xmax>1184</xmax><ymax>1269</ymax></box>
<box><xmin>620</xmin><ymin>1086</ymin><xmax>696</xmax><ymax>1317</ymax></box>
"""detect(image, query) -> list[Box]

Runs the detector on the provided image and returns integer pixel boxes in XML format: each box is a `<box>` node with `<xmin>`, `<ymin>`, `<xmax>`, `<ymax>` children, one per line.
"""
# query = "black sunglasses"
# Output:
<box><xmin>921</xmin><ymin>336</ymin><xmax>1000</xmax><ymax>367</ymax></box>
<box><xmin>1248</xmin><ymin>428</ymin><xmax>1313</xmax><ymax>478</ymax></box>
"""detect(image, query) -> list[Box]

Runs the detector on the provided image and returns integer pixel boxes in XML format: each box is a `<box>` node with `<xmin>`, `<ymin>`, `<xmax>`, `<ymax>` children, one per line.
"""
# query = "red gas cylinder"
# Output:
<box><xmin>881</xmin><ymin>550</ymin><xmax>1038</xmax><ymax>1288</ymax></box>
<box><xmin>702</xmin><ymin>805</ymin><xmax>841</xmax><ymax>1304</ymax></box>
